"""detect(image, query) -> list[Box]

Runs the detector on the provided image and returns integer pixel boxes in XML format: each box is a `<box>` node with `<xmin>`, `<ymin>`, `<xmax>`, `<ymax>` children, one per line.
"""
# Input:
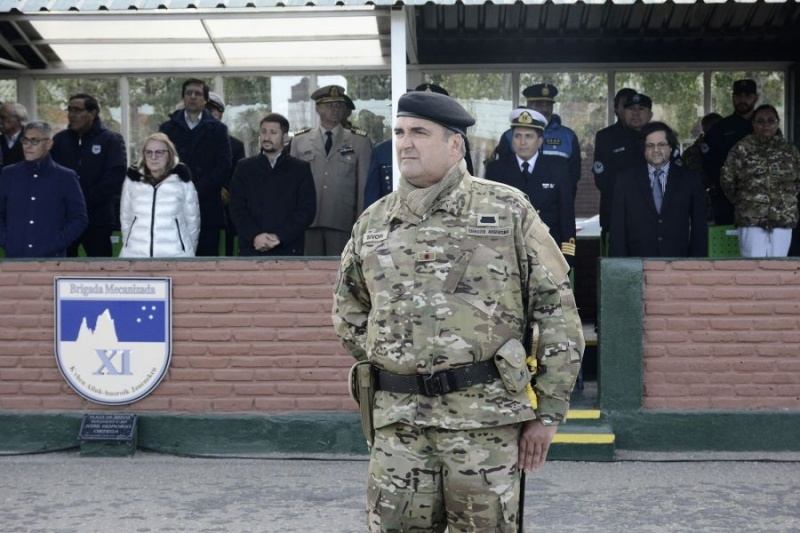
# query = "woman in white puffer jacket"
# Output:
<box><xmin>120</xmin><ymin>133</ymin><xmax>200</xmax><ymax>258</ymax></box>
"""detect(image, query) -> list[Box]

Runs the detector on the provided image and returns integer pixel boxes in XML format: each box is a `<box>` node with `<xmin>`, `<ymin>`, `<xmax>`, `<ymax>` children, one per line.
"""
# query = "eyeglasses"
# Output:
<box><xmin>66</xmin><ymin>106</ymin><xmax>88</xmax><ymax>114</ymax></box>
<box><xmin>144</xmin><ymin>149</ymin><xmax>169</xmax><ymax>158</ymax></box>
<box><xmin>754</xmin><ymin>118</ymin><xmax>778</xmax><ymax>126</ymax></box>
<box><xmin>21</xmin><ymin>137</ymin><xmax>50</xmax><ymax>146</ymax></box>
<box><xmin>645</xmin><ymin>142</ymin><xmax>670</xmax><ymax>151</ymax></box>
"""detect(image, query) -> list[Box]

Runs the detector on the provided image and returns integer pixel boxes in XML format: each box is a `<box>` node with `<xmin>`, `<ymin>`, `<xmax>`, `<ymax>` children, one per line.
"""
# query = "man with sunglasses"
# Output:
<box><xmin>0</xmin><ymin>122</ymin><xmax>87</xmax><ymax>258</ymax></box>
<box><xmin>50</xmin><ymin>93</ymin><xmax>127</xmax><ymax>257</ymax></box>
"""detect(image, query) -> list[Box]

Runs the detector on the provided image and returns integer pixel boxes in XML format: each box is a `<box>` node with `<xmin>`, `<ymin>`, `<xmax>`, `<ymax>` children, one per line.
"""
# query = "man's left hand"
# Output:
<box><xmin>518</xmin><ymin>420</ymin><xmax>557</xmax><ymax>474</ymax></box>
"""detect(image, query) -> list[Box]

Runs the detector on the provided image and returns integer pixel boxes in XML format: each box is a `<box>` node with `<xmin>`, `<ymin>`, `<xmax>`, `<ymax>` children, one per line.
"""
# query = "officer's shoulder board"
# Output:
<box><xmin>349</xmin><ymin>127</ymin><xmax>368</xmax><ymax>137</ymax></box>
<box><xmin>294</xmin><ymin>127</ymin><xmax>313</xmax><ymax>136</ymax></box>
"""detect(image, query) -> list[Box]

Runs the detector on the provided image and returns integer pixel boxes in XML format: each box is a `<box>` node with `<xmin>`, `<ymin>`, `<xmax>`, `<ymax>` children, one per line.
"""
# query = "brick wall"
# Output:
<box><xmin>0</xmin><ymin>259</ymin><xmax>355</xmax><ymax>414</ymax></box>
<box><xmin>642</xmin><ymin>260</ymin><xmax>800</xmax><ymax>410</ymax></box>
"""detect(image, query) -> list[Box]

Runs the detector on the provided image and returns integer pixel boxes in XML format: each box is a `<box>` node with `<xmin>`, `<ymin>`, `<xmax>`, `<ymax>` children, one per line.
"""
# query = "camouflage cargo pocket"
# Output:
<box><xmin>494</xmin><ymin>338</ymin><xmax>530</xmax><ymax>394</ymax></box>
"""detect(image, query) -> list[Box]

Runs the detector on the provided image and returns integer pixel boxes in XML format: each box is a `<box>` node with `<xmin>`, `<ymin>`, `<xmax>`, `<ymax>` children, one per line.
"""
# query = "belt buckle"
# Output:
<box><xmin>422</xmin><ymin>372</ymin><xmax>451</xmax><ymax>396</ymax></box>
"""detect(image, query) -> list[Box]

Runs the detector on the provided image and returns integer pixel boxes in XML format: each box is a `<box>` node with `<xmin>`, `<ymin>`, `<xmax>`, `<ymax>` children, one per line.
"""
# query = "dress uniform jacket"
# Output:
<box><xmin>485</xmin><ymin>154</ymin><xmax>576</xmax><ymax>265</ymax></box>
<box><xmin>609</xmin><ymin>163</ymin><xmax>707</xmax><ymax>258</ymax></box>
<box><xmin>333</xmin><ymin>161</ymin><xmax>584</xmax><ymax>429</ymax></box>
<box><xmin>701</xmin><ymin>113</ymin><xmax>753</xmax><ymax>225</ymax></box>
<box><xmin>592</xmin><ymin>122</ymin><xmax>645</xmax><ymax>231</ymax></box>
<box><xmin>0</xmin><ymin>155</ymin><xmax>88</xmax><ymax>257</ymax></box>
<box><xmin>290</xmin><ymin>124</ymin><xmax>372</xmax><ymax>233</ymax></box>
<box><xmin>159</xmin><ymin>109</ymin><xmax>232</xmax><ymax>230</ymax></box>
<box><xmin>364</xmin><ymin>139</ymin><xmax>392</xmax><ymax>210</ymax></box>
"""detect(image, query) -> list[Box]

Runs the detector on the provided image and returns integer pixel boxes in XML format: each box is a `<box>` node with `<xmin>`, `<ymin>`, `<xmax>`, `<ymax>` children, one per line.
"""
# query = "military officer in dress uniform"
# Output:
<box><xmin>486</xmin><ymin>108</ymin><xmax>576</xmax><ymax>266</ymax></box>
<box><xmin>701</xmin><ymin>79</ymin><xmax>759</xmax><ymax>225</ymax></box>
<box><xmin>290</xmin><ymin>85</ymin><xmax>372</xmax><ymax>256</ymax></box>
<box><xmin>491</xmin><ymin>83</ymin><xmax>581</xmax><ymax>198</ymax></box>
<box><xmin>593</xmin><ymin>92</ymin><xmax>653</xmax><ymax>252</ymax></box>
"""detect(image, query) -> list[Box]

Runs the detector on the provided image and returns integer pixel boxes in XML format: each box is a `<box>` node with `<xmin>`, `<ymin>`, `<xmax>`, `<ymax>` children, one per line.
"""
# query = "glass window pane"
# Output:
<box><xmin>128</xmin><ymin>77</ymin><xmax>186</xmax><ymax>162</ymax></box>
<box><xmin>0</xmin><ymin>79</ymin><xmax>17</xmax><ymax>103</ymax></box>
<box><xmin>221</xmin><ymin>76</ymin><xmax>272</xmax><ymax>158</ymax></box>
<box><xmin>35</xmin><ymin>78</ymin><xmax>122</xmax><ymax>136</ymax></box>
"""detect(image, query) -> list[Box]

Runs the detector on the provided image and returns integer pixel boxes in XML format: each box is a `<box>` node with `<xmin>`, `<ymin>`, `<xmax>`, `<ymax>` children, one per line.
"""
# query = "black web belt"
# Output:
<box><xmin>375</xmin><ymin>360</ymin><xmax>501</xmax><ymax>397</ymax></box>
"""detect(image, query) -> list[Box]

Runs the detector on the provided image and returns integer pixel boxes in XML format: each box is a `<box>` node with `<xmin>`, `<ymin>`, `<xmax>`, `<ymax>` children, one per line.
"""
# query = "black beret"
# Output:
<box><xmin>414</xmin><ymin>83</ymin><xmax>450</xmax><ymax>96</ymax></box>
<box><xmin>523</xmin><ymin>83</ymin><xmax>558</xmax><ymax>102</ymax></box>
<box><xmin>396</xmin><ymin>91</ymin><xmax>475</xmax><ymax>136</ymax></box>
<box><xmin>625</xmin><ymin>93</ymin><xmax>653</xmax><ymax>110</ymax></box>
<box><xmin>732</xmin><ymin>79</ymin><xmax>757</xmax><ymax>95</ymax></box>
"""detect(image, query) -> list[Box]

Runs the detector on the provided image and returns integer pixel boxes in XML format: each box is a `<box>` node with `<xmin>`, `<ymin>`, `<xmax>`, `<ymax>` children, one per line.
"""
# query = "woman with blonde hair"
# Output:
<box><xmin>119</xmin><ymin>132</ymin><xmax>200</xmax><ymax>257</ymax></box>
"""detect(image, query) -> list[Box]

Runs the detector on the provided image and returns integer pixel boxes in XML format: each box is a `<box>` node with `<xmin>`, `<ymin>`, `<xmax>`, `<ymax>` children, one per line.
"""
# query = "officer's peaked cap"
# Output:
<box><xmin>312</xmin><ymin>85</ymin><xmax>348</xmax><ymax>104</ymax></box>
<box><xmin>509</xmin><ymin>107</ymin><xmax>547</xmax><ymax>132</ymax></box>
<box><xmin>396</xmin><ymin>91</ymin><xmax>475</xmax><ymax>136</ymax></box>
<box><xmin>523</xmin><ymin>83</ymin><xmax>558</xmax><ymax>102</ymax></box>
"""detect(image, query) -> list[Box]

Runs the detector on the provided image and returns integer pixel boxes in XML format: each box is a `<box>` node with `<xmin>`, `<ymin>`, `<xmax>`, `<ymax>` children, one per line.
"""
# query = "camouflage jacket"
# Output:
<box><xmin>332</xmin><ymin>163</ymin><xmax>584</xmax><ymax>430</ymax></box>
<box><xmin>721</xmin><ymin>134</ymin><xmax>800</xmax><ymax>229</ymax></box>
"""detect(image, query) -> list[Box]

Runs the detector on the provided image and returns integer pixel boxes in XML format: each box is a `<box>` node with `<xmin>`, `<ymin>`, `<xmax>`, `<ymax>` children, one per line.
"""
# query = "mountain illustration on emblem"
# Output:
<box><xmin>75</xmin><ymin>309</ymin><xmax>119</xmax><ymax>344</ymax></box>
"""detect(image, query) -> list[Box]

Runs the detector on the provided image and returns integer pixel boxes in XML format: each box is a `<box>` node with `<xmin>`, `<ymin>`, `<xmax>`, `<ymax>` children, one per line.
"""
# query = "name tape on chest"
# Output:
<box><xmin>362</xmin><ymin>230</ymin><xmax>388</xmax><ymax>244</ymax></box>
<box><xmin>468</xmin><ymin>227</ymin><xmax>511</xmax><ymax>237</ymax></box>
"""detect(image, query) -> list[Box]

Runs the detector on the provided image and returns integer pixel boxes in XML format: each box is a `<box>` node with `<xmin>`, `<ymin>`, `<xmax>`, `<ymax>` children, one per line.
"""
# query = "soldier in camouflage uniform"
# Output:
<box><xmin>333</xmin><ymin>91</ymin><xmax>584</xmax><ymax>533</ymax></box>
<box><xmin>721</xmin><ymin>104</ymin><xmax>800</xmax><ymax>257</ymax></box>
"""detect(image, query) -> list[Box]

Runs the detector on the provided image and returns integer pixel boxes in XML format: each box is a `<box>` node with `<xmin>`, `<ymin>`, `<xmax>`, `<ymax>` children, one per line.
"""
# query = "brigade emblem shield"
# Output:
<box><xmin>55</xmin><ymin>277</ymin><xmax>172</xmax><ymax>405</ymax></box>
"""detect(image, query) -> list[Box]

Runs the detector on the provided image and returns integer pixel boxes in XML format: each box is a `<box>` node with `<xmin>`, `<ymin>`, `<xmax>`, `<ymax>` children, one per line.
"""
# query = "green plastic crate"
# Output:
<box><xmin>708</xmin><ymin>224</ymin><xmax>740</xmax><ymax>257</ymax></box>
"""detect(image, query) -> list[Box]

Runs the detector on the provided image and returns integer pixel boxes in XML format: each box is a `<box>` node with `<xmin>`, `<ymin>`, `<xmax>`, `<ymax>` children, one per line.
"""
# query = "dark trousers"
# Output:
<box><xmin>67</xmin><ymin>225</ymin><xmax>113</xmax><ymax>257</ymax></box>
<box><xmin>196</xmin><ymin>227</ymin><xmax>221</xmax><ymax>257</ymax></box>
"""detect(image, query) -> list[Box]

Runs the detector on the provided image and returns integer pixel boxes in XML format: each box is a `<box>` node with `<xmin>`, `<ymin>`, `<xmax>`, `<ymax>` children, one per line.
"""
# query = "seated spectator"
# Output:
<box><xmin>0</xmin><ymin>121</ymin><xmax>88</xmax><ymax>257</ymax></box>
<box><xmin>229</xmin><ymin>113</ymin><xmax>316</xmax><ymax>256</ymax></box>
<box><xmin>119</xmin><ymin>133</ymin><xmax>200</xmax><ymax>258</ymax></box>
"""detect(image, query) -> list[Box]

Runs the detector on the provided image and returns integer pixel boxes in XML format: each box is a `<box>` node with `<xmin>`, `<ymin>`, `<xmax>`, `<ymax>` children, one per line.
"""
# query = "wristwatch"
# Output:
<box><xmin>538</xmin><ymin>414</ymin><xmax>558</xmax><ymax>426</ymax></box>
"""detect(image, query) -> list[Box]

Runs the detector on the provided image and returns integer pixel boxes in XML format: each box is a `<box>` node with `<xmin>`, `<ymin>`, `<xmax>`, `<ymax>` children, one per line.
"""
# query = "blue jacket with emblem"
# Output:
<box><xmin>50</xmin><ymin>118</ymin><xmax>127</xmax><ymax>228</ymax></box>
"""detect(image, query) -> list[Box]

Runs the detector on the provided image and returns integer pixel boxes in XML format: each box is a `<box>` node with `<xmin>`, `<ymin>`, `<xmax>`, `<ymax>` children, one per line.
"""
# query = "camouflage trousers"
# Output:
<box><xmin>366</xmin><ymin>422</ymin><xmax>522</xmax><ymax>533</ymax></box>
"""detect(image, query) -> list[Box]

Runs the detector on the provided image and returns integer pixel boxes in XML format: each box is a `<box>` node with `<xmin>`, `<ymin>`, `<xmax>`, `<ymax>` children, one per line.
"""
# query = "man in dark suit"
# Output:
<box><xmin>159</xmin><ymin>78</ymin><xmax>232</xmax><ymax>256</ymax></box>
<box><xmin>610</xmin><ymin>122</ymin><xmax>707</xmax><ymax>258</ymax></box>
<box><xmin>486</xmin><ymin>107</ymin><xmax>576</xmax><ymax>266</ymax></box>
<box><xmin>0</xmin><ymin>103</ymin><xmax>27</xmax><ymax>167</ymax></box>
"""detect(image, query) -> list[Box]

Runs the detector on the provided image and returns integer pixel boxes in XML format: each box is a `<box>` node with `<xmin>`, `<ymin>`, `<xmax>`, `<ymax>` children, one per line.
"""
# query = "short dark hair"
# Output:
<box><xmin>69</xmin><ymin>93</ymin><xmax>100</xmax><ymax>115</ymax></box>
<box><xmin>260</xmin><ymin>113</ymin><xmax>290</xmax><ymax>135</ymax></box>
<box><xmin>614</xmin><ymin>88</ymin><xmax>637</xmax><ymax>108</ymax></box>
<box><xmin>639</xmin><ymin>121</ymin><xmax>679</xmax><ymax>153</ymax></box>
<box><xmin>701</xmin><ymin>112</ymin><xmax>723</xmax><ymax>132</ymax></box>
<box><xmin>182</xmin><ymin>78</ymin><xmax>210</xmax><ymax>100</ymax></box>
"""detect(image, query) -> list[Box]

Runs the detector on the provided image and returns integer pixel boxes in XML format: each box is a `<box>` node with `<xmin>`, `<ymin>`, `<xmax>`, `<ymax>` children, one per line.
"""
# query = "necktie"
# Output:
<box><xmin>652</xmin><ymin>169</ymin><xmax>664</xmax><ymax>214</ymax></box>
<box><xmin>324</xmin><ymin>131</ymin><xmax>333</xmax><ymax>155</ymax></box>
<box><xmin>522</xmin><ymin>161</ymin><xmax>532</xmax><ymax>178</ymax></box>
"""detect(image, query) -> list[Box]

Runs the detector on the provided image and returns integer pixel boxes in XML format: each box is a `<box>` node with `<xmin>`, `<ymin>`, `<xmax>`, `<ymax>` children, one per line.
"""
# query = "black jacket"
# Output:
<box><xmin>1</xmin><ymin>135</ymin><xmax>24</xmax><ymax>167</ymax></box>
<box><xmin>592</xmin><ymin>122</ymin><xmax>645</xmax><ymax>231</ymax></box>
<box><xmin>610</xmin><ymin>163</ymin><xmax>707</xmax><ymax>258</ymax></box>
<box><xmin>228</xmin><ymin>151</ymin><xmax>316</xmax><ymax>256</ymax></box>
<box><xmin>159</xmin><ymin>109</ymin><xmax>232</xmax><ymax>229</ymax></box>
<box><xmin>50</xmin><ymin>118</ymin><xmax>127</xmax><ymax>226</ymax></box>
<box><xmin>485</xmin><ymin>153</ymin><xmax>576</xmax><ymax>265</ymax></box>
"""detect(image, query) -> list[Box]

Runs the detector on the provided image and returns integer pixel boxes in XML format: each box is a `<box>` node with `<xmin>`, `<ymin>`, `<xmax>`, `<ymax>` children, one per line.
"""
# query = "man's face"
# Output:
<box><xmin>511</xmin><ymin>128</ymin><xmax>543</xmax><ymax>161</ymax></box>
<box><xmin>644</xmin><ymin>130</ymin><xmax>670</xmax><ymax>169</ymax></box>
<box><xmin>0</xmin><ymin>107</ymin><xmax>22</xmax><ymax>136</ymax></box>
<box><xmin>732</xmin><ymin>92</ymin><xmax>758</xmax><ymax>117</ymax></box>
<box><xmin>394</xmin><ymin>117</ymin><xmax>460</xmax><ymax>188</ymax></box>
<box><xmin>67</xmin><ymin>98</ymin><xmax>97</xmax><ymax>134</ymax></box>
<box><xmin>528</xmin><ymin>100</ymin><xmax>554</xmax><ymax>122</ymax></box>
<box><xmin>21</xmin><ymin>128</ymin><xmax>52</xmax><ymax>163</ymax></box>
<box><xmin>259</xmin><ymin>121</ymin><xmax>286</xmax><ymax>154</ymax></box>
<box><xmin>183</xmin><ymin>83</ymin><xmax>207</xmax><ymax>114</ymax></box>
<box><xmin>316</xmin><ymin>102</ymin><xmax>347</xmax><ymax>126</ymax></box>
<box><xmin>624</xmin><ymin>105</ymin><xmax>653</xmax><ymax>131</ymax></box>
<box><xmin>207</xmin><ymin>107</ymin><xmax>223</xmax><ymax>121</ymax></box>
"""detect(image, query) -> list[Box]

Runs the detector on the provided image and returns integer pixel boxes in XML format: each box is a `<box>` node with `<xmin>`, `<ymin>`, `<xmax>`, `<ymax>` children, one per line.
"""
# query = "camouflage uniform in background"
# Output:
<box><xmin>333</xmin><ymin>160</ymin><xmax>584</xmax><ymax>532</ymax></box>
<box><xmin>720</xmin><ymin>134</ymin><xmax>800</xmax><ymax>230</ymax></box>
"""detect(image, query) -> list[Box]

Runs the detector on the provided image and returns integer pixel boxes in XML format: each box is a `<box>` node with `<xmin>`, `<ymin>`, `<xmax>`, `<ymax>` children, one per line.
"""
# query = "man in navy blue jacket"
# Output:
<box><xmin>486</xmin><ymin>108</ymin><xmax>576</xmax><ymax>266</ymax></box>
<box><xmin>0</xmin><ymin>122</ymin><xmax>87</xmax><ymax>258</ymax></box>
<box><xmin>50</xmin><ymin>93</ymin><xmax>126</xmax><ymax>257</ymax></box>
<box><xmin>160</xmin><ymin>78</ymin><xmax>232</xmax><ymax>256</ymax></box>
